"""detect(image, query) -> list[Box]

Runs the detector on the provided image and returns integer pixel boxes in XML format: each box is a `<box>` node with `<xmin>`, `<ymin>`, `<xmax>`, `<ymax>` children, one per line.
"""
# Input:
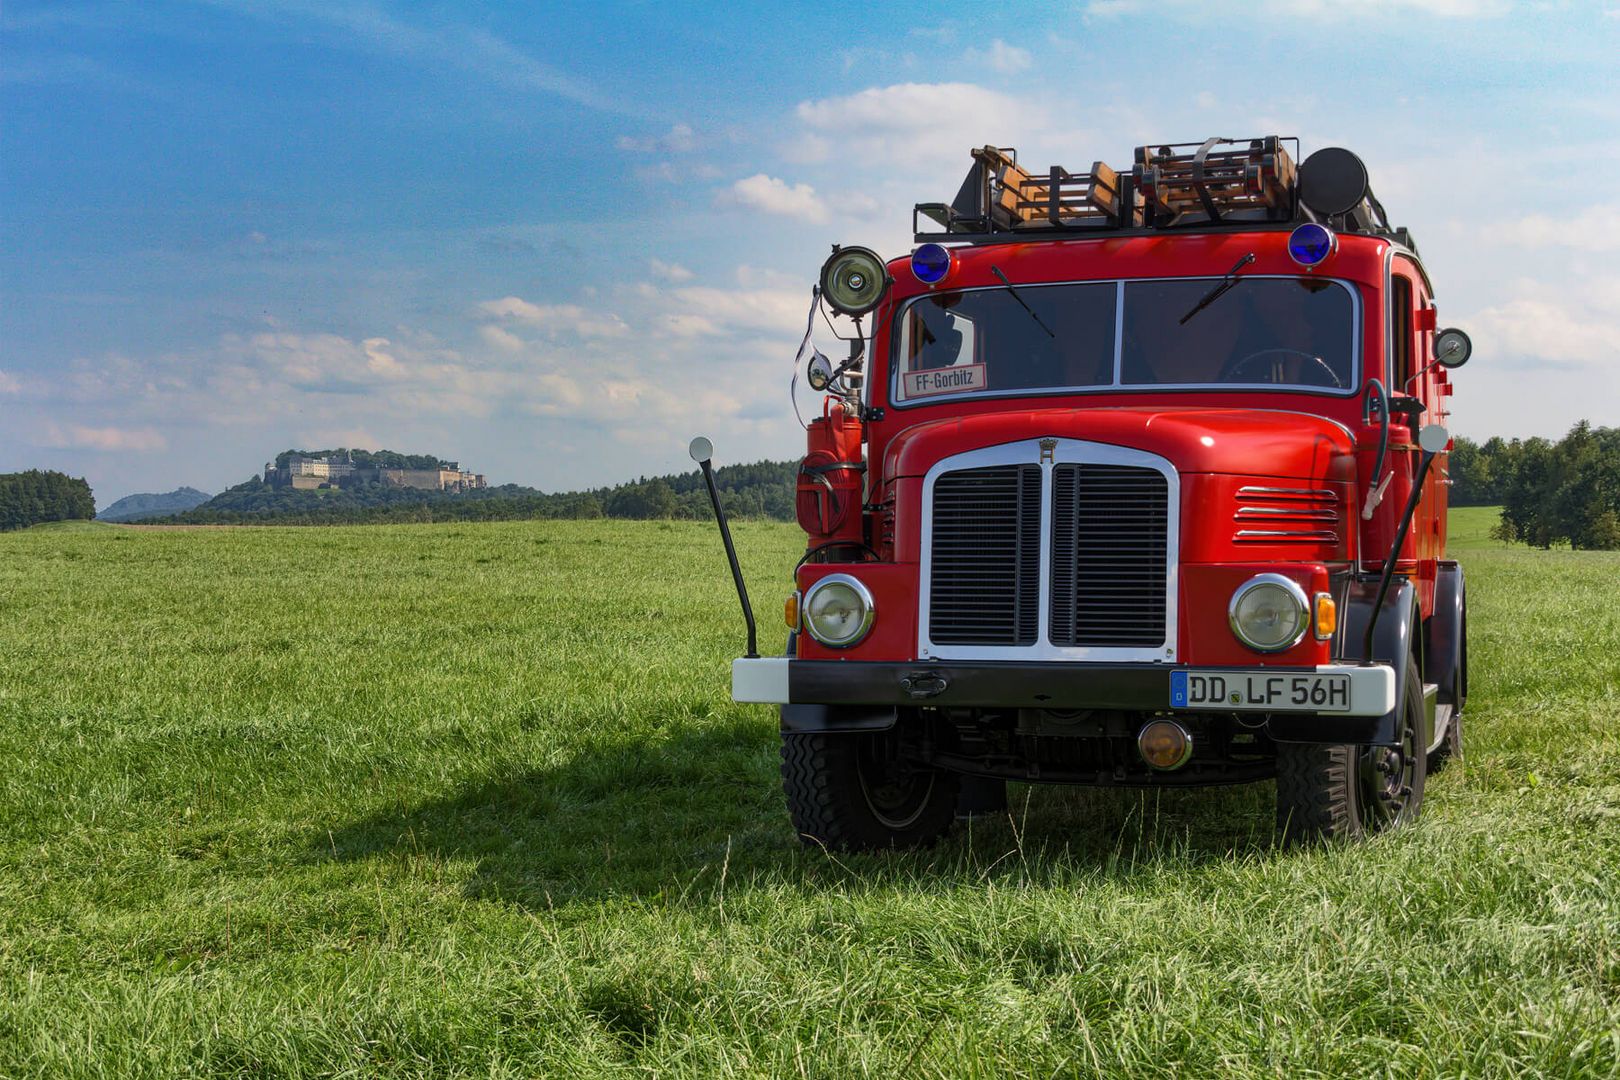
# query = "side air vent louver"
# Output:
<box><xmin>928</xmin><ymin>464</ymin><xmax>1041</xmax><ymax>645</ymax></box>
<box><xmin>1049</xmin><ymin>464</ymin><xmax>1169</xmax><ymax>647</ymax></box>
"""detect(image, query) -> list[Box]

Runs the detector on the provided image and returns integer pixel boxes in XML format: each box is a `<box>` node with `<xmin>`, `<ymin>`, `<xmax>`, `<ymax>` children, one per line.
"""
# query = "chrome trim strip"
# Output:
<box><xmin>1234</xmin><ymin>529</ymin><xmax>1340</xmax><ymax>542</ymax></box>
<box><xmin>919</xmin><ymin>438</ymin><xmax>1179</xmax><ymax>663</ymax></box>
<box><xmin>1235</xmin><ymin>485</ymin><xmax>1337</xmax><ymax>499</ymax></box>
<box><xmin>1235</xmin><ymin>507</ymin><xmax>1339</xmax><ymax>520</ymax></box>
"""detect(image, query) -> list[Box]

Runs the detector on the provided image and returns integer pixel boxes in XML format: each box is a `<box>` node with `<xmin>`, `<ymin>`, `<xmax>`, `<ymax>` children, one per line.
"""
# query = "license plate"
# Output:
<box><xmin>1171</xmin><ymin>670</ymin><xmax>1352</xmax><ymax>713</ymax></box>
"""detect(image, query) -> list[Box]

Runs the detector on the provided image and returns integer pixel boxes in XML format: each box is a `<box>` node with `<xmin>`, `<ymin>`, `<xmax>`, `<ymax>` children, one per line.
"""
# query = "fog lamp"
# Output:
<box><xmin>1287</xmin><ymin>222</ymin><xmax>1337</xmax><ymax>268</ymax></box>
<box><xmin>801</xmin><ymin>573</ymin><xmax>874</xmax><ymax>648</ymax></box>
<box><xmin>819</xmin><ymin>246</ymin><xmax>890</xmax><ymax>317</ymax></box>
<box><xmin>1138</xmin><ymin>719</ymin><xmax>1194</xmax><ymax>771</ymax></box>
<box><xmin>1229</xmin><ymin>573</ymin><xmax>1310</xmax><ymax>653</ymax></box>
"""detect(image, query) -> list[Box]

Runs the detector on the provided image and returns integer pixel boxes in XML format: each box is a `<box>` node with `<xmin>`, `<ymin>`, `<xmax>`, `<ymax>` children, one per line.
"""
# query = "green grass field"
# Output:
<box><xmin>2</xmin><ymin>506</ymin><xmax>1618</xmax><ymax>1077</ymax></box>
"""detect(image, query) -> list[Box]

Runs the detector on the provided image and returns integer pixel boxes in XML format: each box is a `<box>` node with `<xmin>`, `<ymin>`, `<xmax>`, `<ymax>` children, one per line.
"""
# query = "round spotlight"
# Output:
<box><xmin>1298</xmin><ymin>147</ymin><xmax>1370</xmax><ymax>217</ymax></box>
<box><xmin>801</xmin><ymin>573</ymin><xmax>875</xmax><ymax>648</ymax></box>
<box><xmin>1287</xmin><ymin>222</ymin><xmax>1338</xmax><ymax>268</ymax></box>
<box><xmin>1138</xmin><ymin>719</ymin><xmax>1193</xmax><ymax>771</ymax></box>
<box><xmin>1229</xmin><ymin>573</ymin><xmax>1310</xmax><ymax>653</ymax></box>
<box><xmin>910</xmin><ymin>243</ymin><xmax>953</xmax><ymax>286</ymax></box>
<box><xmin>820</xmin><ymin>246</ymin><xmax>890</xmax><ymax>317</ymax></box>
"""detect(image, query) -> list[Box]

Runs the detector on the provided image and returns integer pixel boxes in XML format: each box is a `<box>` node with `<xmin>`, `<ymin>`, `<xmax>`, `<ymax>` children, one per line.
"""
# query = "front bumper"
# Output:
<box><xmin>732</xmin><ymin>658</ymin><xmax>1395</xmax><ymax>717</ymax></box>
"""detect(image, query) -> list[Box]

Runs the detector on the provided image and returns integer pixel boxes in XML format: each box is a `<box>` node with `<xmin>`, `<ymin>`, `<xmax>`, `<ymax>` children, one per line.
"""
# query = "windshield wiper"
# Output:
<box><xmin>990</xmin><ymin>265</ymin><xmax>1056</xmax><ymax>338</ymax></box>
<box><xmin>1178</xmin><ymin>252</ymin><xmax>1256</xmax><ymax>325</ymax></box>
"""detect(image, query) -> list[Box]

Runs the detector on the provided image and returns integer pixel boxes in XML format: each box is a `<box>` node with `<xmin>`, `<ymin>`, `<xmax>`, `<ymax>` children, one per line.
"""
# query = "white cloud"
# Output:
<box><xmin>722</xmin><ymin>174</ymin><xmax>830</xmax><ymax>223</ymax></box>
<box><xmin>961</xmin><ymin>39</ymin><xmax>1032</xmax><ymax>75</ymax></box>
<box><xmin>649</xmin><ymin>258</ymin><xmax>694</xmax><ymax>282</ymax></box>
<box><xmin>47</xmin><ymin>424</ymin><xmax>167</xmax><ymax>452</ymax></box>
<box><xmin>477</xmin><ymin>297</ymin><xmax>630</xmax><ymax>338</ymax></box>
<box><xmin>1463</xmin><ymin>278</ymin><xmax>1620</xmax><ymax>369</ymax></box>
<box><xmin>1499</xmin><ymin>205</ymin><xmax>1620</xmax><ymax>252</ymax></box>
<box><xmin>1085</xmin><ymin>0</ymin><xmax>1507</xmax><ymax>14</ymax></box>
<box><xmin>478</xmin><ymin>324</ymin><xmax>526</xmax><ymax>352</ymax></box>
<box><xmin>0</xmin><ymin>369</ymin><xmax>20</xmax><ymax>394</ymax></box>
<box><xmin>615</xmin><ymin>123</ymin><xmax>698</xmax><ymax>154</ymax></box>
<box><xmin>791</xmin><ymin>83</ymin><xmax>1035</xmax><ymax>168</ymax></box>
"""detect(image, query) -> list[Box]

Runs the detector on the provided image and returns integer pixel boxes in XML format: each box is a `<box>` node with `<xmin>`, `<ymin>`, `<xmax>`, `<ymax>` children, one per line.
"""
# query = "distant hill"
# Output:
<box><xmin>98</xmin><ymin>487</ymin><xmax>212</xmax><ymax>522</ymax></box>
<box><xmin>154</xmin><ymin>461</ymin><xmax>797</xmax><ymax>526</ymax></box>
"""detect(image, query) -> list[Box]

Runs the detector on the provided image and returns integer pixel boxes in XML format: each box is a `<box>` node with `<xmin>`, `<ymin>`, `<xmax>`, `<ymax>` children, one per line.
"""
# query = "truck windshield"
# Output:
<box><xmin>893</xmin><ymin>276</ymin><xmax>1355</xmax><ymax>404</ymax></box>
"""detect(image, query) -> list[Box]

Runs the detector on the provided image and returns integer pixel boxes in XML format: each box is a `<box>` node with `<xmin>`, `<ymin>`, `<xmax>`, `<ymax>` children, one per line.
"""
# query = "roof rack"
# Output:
<box><xmin>913</xmin><ymin>135</ymin><xmax>1414</xmax><ymax>252</ymax></box>
<box><xmin>1135</xmin><ymin>137</ymin><xmax>1296</xmax><ymax>225</ymax></box>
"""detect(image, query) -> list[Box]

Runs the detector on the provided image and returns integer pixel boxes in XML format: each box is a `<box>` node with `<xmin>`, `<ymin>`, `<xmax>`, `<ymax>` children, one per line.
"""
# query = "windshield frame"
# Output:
<box><xmin>886</xmin><ymin>274</ymin><xmax>1363</xmax><ymax>410</ymax></box>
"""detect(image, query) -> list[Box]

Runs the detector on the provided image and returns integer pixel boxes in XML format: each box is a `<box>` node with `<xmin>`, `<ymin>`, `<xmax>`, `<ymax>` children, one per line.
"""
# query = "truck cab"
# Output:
<box><xmin>728</xmin><ymin>137</ymin><xmax>1470</xmax><ymax>849</ymax></box>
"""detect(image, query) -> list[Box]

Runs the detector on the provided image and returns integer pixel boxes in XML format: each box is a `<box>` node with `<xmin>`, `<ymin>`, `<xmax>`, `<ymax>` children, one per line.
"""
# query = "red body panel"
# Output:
<box><xmin>792</xmin><ymin>230</ymin><xmax>1450</xmax><ymax>667</ymax></box>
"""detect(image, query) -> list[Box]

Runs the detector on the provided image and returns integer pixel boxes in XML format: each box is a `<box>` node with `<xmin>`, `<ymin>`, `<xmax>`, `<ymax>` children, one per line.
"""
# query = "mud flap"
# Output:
<box><xmin>1267</xmin><ymin>578</ymin><xmax>1417</xmax><ymax>746</ymax></box>
<box><xmin>1428</xmin><ymin>560</ymin><xmax>1466</xmax><ymax>709</ymax></box>
<box><xmin>779</xmin><ymin>704</ymin><xmax>898</xmax><ymax>733</ymax></box>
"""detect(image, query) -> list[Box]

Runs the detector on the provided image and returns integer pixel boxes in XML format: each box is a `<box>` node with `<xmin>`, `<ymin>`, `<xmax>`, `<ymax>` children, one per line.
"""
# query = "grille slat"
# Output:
<box><xmin>928</xmin><ymin>465</ymin><xmax>1042</xmax><ymax>645</ymax></box>
<box><xmin>1050</xmin><ymin>463</ymin><xmax>1169</xmax><ymax>648</ymax></box>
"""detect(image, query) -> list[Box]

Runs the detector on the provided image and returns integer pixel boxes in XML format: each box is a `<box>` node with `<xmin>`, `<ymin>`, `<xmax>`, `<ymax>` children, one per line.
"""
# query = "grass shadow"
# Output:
<box><xmin>318</xmin><ymin>717</ymin><xmax>1284</xmax><ymax>909</ymax></box>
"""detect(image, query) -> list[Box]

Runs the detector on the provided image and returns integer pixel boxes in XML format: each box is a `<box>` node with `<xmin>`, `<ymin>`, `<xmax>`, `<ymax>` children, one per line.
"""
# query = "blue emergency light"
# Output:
<box><xmin>911</xmin><ymin>243</ymin><xmax>953</xmax><ymax>285</ymax></box>
<box><xmin>1287</xmin><ymin>222</ymin><xmax>1337</xmax><ymax>268</ymax></box>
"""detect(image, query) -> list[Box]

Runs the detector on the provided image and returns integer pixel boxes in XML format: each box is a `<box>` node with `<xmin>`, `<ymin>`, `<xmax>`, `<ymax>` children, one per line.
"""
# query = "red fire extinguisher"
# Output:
<box><xmin>796</xmin><ymin>398</ymin><xmax>864</xmax><ymax>549</ymax></box>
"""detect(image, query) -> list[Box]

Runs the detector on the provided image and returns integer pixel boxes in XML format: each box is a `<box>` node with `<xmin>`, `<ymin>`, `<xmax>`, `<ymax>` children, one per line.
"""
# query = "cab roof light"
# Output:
<box><xmin>911</xmin><ymin>243</ymin><xmax>953</xmax><ymax>286</ymax></box>
<box><xmin>1288</xmin><ymin>222</ymin><xmax>1337</xmax><ymax>268</ymax></box>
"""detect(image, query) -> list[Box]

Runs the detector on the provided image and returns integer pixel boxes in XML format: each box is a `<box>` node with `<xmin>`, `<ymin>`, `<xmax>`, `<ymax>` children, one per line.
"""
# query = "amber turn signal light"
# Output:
<box><xmin>784</xmin><ymin>591</ymin><xmax>800</xmax><ymax>631</ymax></box>
<box><xmin>1313</xmin><ymin>593</ymin><xmax>1337</xmax><ymax>640</ymax></box>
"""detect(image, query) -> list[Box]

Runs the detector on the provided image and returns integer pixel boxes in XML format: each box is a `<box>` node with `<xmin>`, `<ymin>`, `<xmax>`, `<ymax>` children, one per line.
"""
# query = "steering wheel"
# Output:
<box><xmin>1218</xmin><ymin>348</ymin><xmax>1344</xmax><ymax>389</ymax></box>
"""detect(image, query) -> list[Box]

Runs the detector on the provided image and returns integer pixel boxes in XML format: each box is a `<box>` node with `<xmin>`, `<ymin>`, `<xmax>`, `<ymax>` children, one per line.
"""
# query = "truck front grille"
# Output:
<box><xmin>1049</xmin><ymin>464</ymin><xmax>1169</xmax><ymax>647</ymax></box>
<box><xmin>923</xmin><ymin>442</ymin><xmax>1175</xmax><ymax>657</ymax></box>
<box><xmin>927</xmin><ymin>464</ymin><xmax>1042</xmax><ymax>645</ymax></box>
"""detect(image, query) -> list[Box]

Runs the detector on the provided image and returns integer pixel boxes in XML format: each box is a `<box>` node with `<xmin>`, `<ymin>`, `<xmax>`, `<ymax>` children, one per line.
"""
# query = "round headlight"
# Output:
<box><xmin>802</xmin><ymin>573</ymin><xmax>875</xmax><ymax>648</ymax></box>
<box><xmin>819</xmin><ymin>246</ymin><xmax>890</xmax><ymax>317</ymax></box>
<box><xmin>1229</xmin><ymin>574</ymin><xmax>1310</xmax><ymax>653</ymax></box>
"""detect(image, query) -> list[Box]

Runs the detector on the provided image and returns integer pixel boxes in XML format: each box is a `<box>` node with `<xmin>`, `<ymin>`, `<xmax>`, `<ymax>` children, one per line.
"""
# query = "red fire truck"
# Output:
<box><xmin>699</xmin><ymin>137</ymin><xmax>1471</xmax><ymax>848</ymax></box>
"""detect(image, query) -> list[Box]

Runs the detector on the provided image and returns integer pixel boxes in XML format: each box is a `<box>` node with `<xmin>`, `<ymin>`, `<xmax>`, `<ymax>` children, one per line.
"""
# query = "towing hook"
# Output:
<box><xmin>900</xmin><ymin>671</ymin><xmax>949</xmax><ymax>700</ymax></box>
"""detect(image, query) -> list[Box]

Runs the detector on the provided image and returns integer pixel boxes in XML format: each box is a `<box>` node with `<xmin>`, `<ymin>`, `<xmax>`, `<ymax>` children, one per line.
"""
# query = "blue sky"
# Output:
<box><xmin>3</xmin><ymin>0</ymin><xmax>1618</xmax><ymax>504</ymax></box>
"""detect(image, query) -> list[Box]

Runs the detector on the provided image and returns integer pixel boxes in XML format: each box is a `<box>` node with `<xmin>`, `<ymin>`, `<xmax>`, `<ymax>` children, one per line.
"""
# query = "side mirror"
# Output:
<box><xmin>1434</xmin><ymin>327</ymin><xmax>1471</xmax><ymax>368</ymax></box>
<box><xmin>1418</xmin><ymin>423</ymin><xmax>1451</xmax><ymax>455</ymax></box>
<box><xmin>688</xmin><ymin>436</ymin><xmax>713</xmax><ymax>464</ymax></box>
<box><xmin>806</xmin><ymin>350</ymin><xmax>835</xmax><ymax>392</ymax></box>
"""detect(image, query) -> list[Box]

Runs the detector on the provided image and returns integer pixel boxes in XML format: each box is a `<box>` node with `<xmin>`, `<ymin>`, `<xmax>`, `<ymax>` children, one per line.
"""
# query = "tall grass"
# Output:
<box><xmin>1</xmin><ymin>508</ymin><xmax>1616</xmax><ymax>1076</ymax></box>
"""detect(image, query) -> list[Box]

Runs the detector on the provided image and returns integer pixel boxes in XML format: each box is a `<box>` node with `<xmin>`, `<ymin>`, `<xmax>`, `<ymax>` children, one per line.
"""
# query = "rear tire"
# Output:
<box><xmin>1277</xmin><ymin>650</ymin><xmax>1427</xmax><ymax>844</ymax></box>
<box><xmin>781</xmin><ymin>728</ymin><xmax>958</xmax><ymax>851</ymax></box>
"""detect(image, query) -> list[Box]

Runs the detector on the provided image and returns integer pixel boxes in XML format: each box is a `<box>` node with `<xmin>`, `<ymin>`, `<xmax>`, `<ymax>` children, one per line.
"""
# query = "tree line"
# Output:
<box><xmin>0</xmin><ymin>471</ymin><xmax>96</xmax><ymax>531</ymax></box>
<box><xmin>1450</xmin><ymin>423</ymin><xmax>1620</xmax><ymax>550</ymax></box>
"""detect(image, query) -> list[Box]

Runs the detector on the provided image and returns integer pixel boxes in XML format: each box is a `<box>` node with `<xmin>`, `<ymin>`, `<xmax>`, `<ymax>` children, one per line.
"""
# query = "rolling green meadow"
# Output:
<box><xmin>1</xmin><ymin>505</ymin><xmax>1617</xmax><ymax>1077</ymax></box>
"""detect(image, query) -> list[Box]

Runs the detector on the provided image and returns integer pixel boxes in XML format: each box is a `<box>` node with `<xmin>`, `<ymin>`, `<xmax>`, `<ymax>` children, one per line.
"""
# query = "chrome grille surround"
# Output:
<box><xmin>919</xmin><ymin>439</ymin><xmax>1180</xmax><ymax>662</ymax></box>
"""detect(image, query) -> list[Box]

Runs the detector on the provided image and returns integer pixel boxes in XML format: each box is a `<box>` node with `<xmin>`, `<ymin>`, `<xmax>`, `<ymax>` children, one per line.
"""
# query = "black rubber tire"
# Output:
<box><xmin>780</xmin><ymin>729</ymin><xmax>959</xmax><ymax>851</ymax></box>
<box><xmin>1277</xmin><ymin>651</ymin><xmax>1427</xmax><ymax>844</ymax></box>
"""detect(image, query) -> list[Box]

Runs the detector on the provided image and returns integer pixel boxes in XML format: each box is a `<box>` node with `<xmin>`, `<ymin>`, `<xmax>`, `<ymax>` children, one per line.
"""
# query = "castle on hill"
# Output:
<box><xmin>264</xmin><ymin>451</ymin><xmax>485</xmax><ymax>493</ymax></box>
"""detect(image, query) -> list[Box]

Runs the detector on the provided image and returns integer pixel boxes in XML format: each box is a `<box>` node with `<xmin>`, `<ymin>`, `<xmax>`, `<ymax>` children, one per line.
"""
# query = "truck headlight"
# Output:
<box><xmin>802</xmin><ymin>574</ymin><xmax>875</xmax><ymax>648</ymax></box>
<box><xmin>1229</xmin><ymin>574</ymin><xmax>1309</xmax><ymax>653</ymax></box>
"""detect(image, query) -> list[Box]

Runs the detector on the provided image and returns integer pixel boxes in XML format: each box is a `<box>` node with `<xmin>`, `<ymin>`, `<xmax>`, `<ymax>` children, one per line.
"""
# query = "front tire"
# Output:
<box><xmin>1277</xmin><ymin>651</ymin><xmax>1427</xmax><ymax>844</ymax></box>
<box><xmin>781</xmin><ymin>728</ymin><xmax>958</xmax><ymax>851</ymax></box>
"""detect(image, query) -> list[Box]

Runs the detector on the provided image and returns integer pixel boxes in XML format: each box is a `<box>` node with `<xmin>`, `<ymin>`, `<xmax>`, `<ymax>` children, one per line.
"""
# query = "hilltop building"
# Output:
<box><xmin>264</xmin><ymin>452</ymin><xmax>485</xmax><ymax>492</ymax></box>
